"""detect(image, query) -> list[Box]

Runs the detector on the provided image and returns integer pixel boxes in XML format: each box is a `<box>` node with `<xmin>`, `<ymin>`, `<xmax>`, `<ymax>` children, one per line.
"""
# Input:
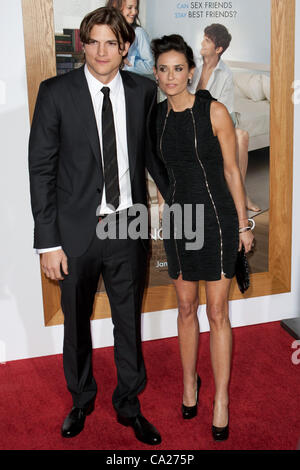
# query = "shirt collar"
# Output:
<box><xmin>84</xmin><ymin>64</ymin><xmax>122</xmax><ymax>98</ymax></box>
<box><xmin>197</xmin><ymin>56</ymin><xmax>225</xmax><ymax>73</ymax></box>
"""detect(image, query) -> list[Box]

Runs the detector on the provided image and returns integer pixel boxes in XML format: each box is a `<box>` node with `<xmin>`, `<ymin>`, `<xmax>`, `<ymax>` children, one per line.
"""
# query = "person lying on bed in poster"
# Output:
<box><xmin>189</xmin><ymin>23</ymin><xmax>260</xmax><ymax>213</ymax></box>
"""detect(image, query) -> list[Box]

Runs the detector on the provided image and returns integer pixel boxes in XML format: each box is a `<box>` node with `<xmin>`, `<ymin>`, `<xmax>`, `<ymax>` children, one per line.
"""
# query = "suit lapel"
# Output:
<box><xmin>68</xmin><ymin>68</ymin><xmax>140</xmax><ymax>184</ymax></box>
<box><xmin>69</xmin><ymin>66</ymin><xmax>103</xmax><ymax>179</ymax></box>
<box><xmin>120</xmin><ymin>71</ymin><xmax>139</xmax><ymax>181</ymax></box>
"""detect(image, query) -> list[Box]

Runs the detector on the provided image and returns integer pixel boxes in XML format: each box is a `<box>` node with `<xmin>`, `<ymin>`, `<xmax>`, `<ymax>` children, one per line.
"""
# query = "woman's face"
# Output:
<box><xmin>154</xmin><ymin>50</ymin><xmax>194</xmax><ymax>98</ymax></box>
<box><xmin>121</xmin><ymin>0</ymin><xmax>138</xmax><ymax>25</ymax></box>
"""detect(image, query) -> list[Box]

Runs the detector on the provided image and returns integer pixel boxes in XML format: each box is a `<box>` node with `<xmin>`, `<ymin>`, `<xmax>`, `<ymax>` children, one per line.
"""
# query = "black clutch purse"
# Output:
<box><xmin>235</xmin><ymin>246</ymin><xmax>250</xmax><ymax>293</ymax></box>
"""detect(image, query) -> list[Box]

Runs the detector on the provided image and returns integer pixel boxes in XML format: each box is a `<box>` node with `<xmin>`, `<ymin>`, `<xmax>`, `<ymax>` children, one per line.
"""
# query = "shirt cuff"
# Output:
<box><xmin>36</xmin><ymin>246</ymin><xmax>62</xmax><ymax>254</ymax></box>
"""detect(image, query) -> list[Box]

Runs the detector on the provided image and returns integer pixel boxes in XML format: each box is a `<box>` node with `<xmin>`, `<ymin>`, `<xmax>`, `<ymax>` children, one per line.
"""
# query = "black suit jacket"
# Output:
<box><xmin>29</xmin><ymin>66</ymin><xmax>169</xmax><ymax>257</ymax></box>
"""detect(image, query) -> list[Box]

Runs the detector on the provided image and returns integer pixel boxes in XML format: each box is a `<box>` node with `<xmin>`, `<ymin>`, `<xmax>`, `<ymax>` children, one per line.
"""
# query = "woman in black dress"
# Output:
<box><xmin>151</xmin><ymin>35</ymin><xmax>254</xmax><ymax>440</ymax></box>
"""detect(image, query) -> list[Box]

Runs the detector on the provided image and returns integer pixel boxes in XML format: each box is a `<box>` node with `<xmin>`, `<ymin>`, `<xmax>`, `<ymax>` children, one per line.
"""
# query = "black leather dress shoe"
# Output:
<box><xmin>117</xmin><ymin>413</ymin><xmax>162</xmax><ymax>445</ymax></box>
<box><xmin>61</xmin><ymin>401</ymin><xmax>94</xmax><ymax>438</ymax></box>
<box><xmin>182</xmin><ymin>375</ymin><xmax>201</xmax><ymax>419</ymax></box>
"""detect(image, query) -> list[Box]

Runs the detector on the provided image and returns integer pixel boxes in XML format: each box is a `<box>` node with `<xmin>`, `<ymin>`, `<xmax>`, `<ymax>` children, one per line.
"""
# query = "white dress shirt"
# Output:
<box><xmin>189</xmin><ymin>57</ymin><xmax>235</xmax><ymax>115</ymax></box>
<box><xmin>37</xmin><ymin>65</ymin><xmax>133</xmax><ymax>254</ymax></box>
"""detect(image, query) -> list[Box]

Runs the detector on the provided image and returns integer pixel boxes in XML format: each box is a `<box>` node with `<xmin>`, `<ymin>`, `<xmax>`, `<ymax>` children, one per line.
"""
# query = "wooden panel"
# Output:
<box><xmin>22</xmin><ymin>0</ymin><xmax>295</xmax><ymax>327</ymax></box>
<box><xmin>22</xmin><ymin>0</ymin><xmax>56</xmax><ymax>121</ymax></box>
<box><xmin>269</xmin><ymin>0</ymin><xmax>295</xmax><ymax>290</ymax></box>
<box><xmin>46</xmin><ymin>271</ymin><xmax>290</xmax><ymax>326</ymax></box>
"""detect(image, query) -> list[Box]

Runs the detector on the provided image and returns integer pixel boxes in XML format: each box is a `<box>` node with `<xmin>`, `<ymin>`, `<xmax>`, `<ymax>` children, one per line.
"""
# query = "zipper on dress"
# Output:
<box><xmin>190</xmin><ymin>108</ymin><xmax>225</xmax><ymax>277</ymax></box>
<box><xmin>171</xmin><ymin>169</ymin><xmax>182</xmax><ymax>275</ymax></box>
<box><xmin>160</xmin><ymin>111</ymin><xmax>182</xmax><ymax>276</ymax></box>
<box><xmin>159</xmin><ymin>110</ymin><xmax>169</xmax><ymax>164</ymax></box>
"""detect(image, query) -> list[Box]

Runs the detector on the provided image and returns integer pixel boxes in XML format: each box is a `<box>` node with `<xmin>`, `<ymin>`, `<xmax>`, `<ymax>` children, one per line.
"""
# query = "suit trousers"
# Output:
<box><xmin>59</xmin><ymin>216</ymin><xmax>148</xmax><ymax>418</ymax></box>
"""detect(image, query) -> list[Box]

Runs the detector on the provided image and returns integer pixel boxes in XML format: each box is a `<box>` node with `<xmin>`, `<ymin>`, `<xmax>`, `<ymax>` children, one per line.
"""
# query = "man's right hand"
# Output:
<box><xmin>40</xmin><ymin>249</ymin><xmax>68</xmax><ymax>281</ymax></box>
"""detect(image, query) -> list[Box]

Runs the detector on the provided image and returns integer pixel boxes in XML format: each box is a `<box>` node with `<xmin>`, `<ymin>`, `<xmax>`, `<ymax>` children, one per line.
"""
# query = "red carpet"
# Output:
<box><xmin>0</xmin><ymin>321</ymin><xmax>299</xmax><ymax>450</ymax></box>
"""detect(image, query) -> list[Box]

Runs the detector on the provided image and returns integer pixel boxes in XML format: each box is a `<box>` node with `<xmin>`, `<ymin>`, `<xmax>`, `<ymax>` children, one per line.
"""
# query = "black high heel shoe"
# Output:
<box><xmin>212</xmin><ymin>423</ymin><xmax>229</xmax><ymax>441</ymax></box>
<box><xmin>212</xmin><ymin>403</ymin><xmax>229</xmax><ymax>441</ymax></box>
<box><xmin>182</xmin><ymin>375</ymin><xmax>201</xmax><ymax>420</ymax></box>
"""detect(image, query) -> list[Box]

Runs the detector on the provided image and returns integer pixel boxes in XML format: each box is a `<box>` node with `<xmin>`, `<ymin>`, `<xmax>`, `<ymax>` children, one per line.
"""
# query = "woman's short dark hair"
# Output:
<box><xmin>105</xmin><ymin>0</ymin><xmax>141</xmax><ymax>28</ymax></box>
<box><xmin>151</xmin><ymin>35</ymin><xmax>195</xmax><ymax>69</ymax></box>
<box><xmin>80</xmin><ymin>6</ymin><xmax>135</xmax><ymax>48</ymax></box>
<box><xmin>204</xmin><ymin>24</ymin><xmax>232</xmax><ymax>56</ymax></box>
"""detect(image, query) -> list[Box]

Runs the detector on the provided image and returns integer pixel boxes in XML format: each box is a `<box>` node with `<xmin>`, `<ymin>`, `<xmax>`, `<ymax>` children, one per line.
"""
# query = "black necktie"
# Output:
<box><xmin>101</xmin><ymin>86</ymin><xmax>120</xmax><ymax>211</ymax></box>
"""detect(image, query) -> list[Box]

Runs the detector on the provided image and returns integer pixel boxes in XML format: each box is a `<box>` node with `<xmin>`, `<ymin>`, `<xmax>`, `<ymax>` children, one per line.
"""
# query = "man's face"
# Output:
<box><xmin>200</xmin><ymin>35</ymin><xmax>222</xmax><ymax>59</ymax></box>
<box><xmin>83</xmin><ymin>24</ymin><xmax>130</xmax><ymax>84</ymax></box>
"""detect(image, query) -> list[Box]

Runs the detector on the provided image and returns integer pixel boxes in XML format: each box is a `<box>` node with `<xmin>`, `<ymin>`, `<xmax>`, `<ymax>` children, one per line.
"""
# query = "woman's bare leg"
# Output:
<box><xmin>235</xmin><ymin>128</ymin><xmax>261</xmax><ymax>212</ymax></box>
<box><xmin>205</xmin><ymin>275</ymin><xmax>232</xmax><ymax>427</ymax></box>
<box><xmin>173</xmin><ymin>275</ymin><xmax>200</xmax><ymax>406</ymax></box>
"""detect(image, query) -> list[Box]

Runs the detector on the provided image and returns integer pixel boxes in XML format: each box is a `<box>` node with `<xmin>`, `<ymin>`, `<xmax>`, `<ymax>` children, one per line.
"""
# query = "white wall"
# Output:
<box><xmin>0</xmin><ymin>0</ymin><xmax>299</xmax><ymax>362</ymax></box>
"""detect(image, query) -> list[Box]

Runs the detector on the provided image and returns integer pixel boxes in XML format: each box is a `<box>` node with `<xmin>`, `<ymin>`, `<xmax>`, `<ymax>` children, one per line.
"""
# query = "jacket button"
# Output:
<box><xmin>96</xmin><ymin>188</ymin><xmax>101</xmax><ymax>193</ymax></box>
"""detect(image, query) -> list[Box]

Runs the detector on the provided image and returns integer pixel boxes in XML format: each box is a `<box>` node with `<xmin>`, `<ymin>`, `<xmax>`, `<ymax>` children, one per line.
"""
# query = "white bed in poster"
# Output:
<box><xmin>226</xmin><ymin>61</ymin><xmax>270</xmax><ymax>152</ymax></box>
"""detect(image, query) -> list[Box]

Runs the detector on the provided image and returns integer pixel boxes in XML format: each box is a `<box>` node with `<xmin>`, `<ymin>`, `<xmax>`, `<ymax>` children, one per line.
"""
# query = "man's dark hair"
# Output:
<box><xmin>151</xmin><ymin>34</ymin><xmax>196</xmax><ymax>69</ymax></box>
<box><xmin>80</xmin><ymin>7</ymin><xmax>135</xmax><ymax>50</ymax></box>
<box><xmin>204</xmin><ymin>24</ymin><xmax>232</xmax><ymax>56</ymax></box>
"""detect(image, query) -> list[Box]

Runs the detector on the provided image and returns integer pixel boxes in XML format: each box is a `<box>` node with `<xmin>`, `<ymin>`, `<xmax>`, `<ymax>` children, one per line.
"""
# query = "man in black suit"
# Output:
<box><xmin>29</xmin><ymin>7</ymin><xmax>169</xmax><ymax>445</ymax></box>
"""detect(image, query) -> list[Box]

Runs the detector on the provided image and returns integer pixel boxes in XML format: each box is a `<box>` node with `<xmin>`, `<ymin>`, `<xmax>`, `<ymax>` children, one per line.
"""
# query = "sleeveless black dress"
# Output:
<box><xmin>157</xmin><ymin>90</ymin><xmax>239</xmax><ymax>282</ymax></box>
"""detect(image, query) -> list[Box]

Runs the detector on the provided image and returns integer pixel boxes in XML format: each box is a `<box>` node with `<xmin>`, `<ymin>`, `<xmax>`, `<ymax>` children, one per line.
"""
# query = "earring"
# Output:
<box><xmin>188</xmin><ymin>77</ymin><xmax>192</xmax><ymax>86</ymax></box>
<box><xmin>155</xmin><ymin>77</ymin><xmax>159</xmax><ymax>86</ymax></box>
